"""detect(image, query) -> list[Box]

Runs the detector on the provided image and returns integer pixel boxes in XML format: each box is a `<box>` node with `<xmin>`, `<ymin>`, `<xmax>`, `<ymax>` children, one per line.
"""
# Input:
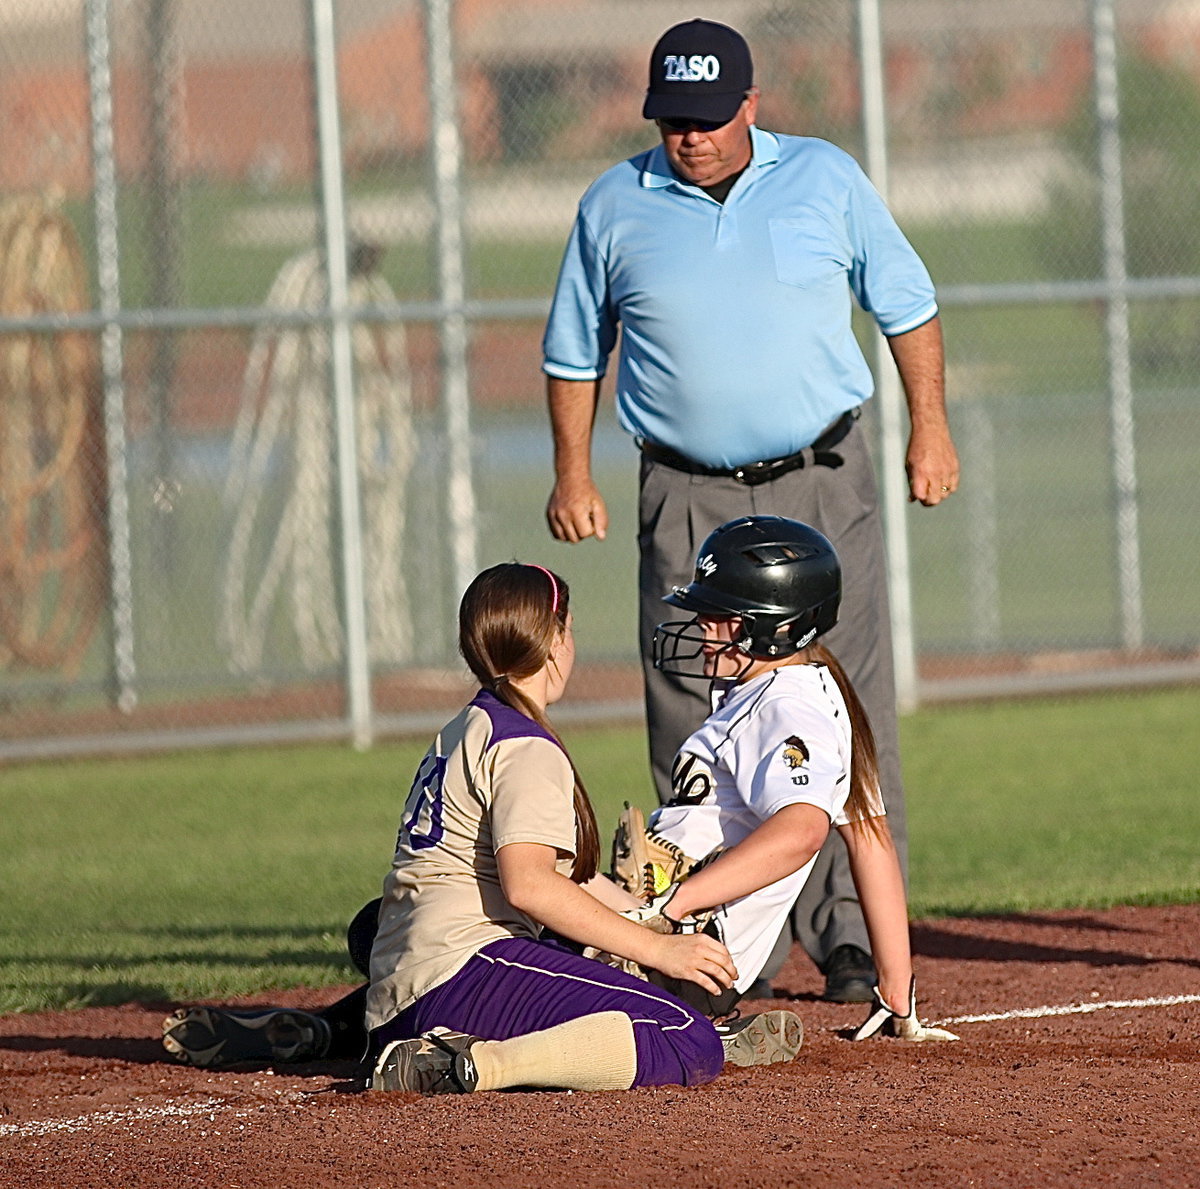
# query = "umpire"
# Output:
<box><xmin>541</xmin><ymin>19</ymin><xmax>958</xmax><ymax>1002</ymax></box>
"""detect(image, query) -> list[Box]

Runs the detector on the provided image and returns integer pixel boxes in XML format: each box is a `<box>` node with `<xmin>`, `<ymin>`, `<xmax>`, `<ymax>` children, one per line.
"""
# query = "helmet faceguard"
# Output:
<box><xmin>652</xmin><ymin>516</ymin><xmax>841</xmax><ymax>681</ymax></box>
<box><xmin>652</xmin><ymin>615</ymin><xmax>759</xmax><ymax>682</ymax></box>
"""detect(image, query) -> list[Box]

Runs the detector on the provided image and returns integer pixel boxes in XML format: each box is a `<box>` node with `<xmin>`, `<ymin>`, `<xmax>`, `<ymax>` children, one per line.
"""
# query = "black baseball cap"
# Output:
<box><xmin>642</xmin><ymin>19</ymin><xmax>753</xmax><ymax>125</ymax></box>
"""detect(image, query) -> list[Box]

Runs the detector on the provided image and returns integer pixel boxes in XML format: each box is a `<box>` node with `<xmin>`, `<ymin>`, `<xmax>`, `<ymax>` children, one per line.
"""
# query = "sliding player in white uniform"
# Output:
<box><xmin>647</xmin><ymin>516</ymin><xmax>957</xmax><ymax>1041</ymax></box>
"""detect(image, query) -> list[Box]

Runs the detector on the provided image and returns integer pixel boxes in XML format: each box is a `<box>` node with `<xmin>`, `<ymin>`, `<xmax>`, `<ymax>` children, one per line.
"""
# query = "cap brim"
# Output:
<box><xmin>642</xmin><ymin>90</ymin><xmax>745</xmax><ymax>125</ymax></box>
<box><xmin>662</xmin><ymin>583</ymin><xmax>759</xmax><ymax>616</ymax></box>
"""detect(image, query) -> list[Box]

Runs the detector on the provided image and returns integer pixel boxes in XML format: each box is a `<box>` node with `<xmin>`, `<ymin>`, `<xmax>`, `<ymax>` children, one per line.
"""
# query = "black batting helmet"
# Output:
<box><xmin>653</xmin><ymin>516</ymin><xmax>841</xmax><ymax>679</ymax></box>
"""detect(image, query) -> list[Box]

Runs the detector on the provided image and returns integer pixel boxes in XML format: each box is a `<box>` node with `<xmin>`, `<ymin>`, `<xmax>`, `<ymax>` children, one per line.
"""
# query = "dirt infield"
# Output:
<box><xmin>2</xmin><ymin>904</ymin><xmax>1196</xmax><ymax>1188</ymax></box>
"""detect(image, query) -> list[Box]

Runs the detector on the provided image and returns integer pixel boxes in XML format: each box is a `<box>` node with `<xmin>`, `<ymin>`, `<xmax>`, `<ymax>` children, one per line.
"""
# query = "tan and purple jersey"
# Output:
<box><xmin>365</xmin><ymin>690</ymin><xmax>577</xmax><ymax>1033</ymax></box>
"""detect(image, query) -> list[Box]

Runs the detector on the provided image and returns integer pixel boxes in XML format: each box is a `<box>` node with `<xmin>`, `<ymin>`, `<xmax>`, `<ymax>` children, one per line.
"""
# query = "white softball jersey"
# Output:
<box><xmin>649</xmin><ymin>663</ymin><xmax>885</xmax><ymax>992</ymax></box>
<box><xmin>365</xmin><ymin>690</ymin><xmax>578</xmax><ymax>1032</ymax></box>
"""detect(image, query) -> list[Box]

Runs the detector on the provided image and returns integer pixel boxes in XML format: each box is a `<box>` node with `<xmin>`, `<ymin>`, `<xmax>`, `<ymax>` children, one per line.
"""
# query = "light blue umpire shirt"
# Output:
<box><xmin>542</xmin><ymin>126</ymin><xmax>938</xmax><ymax>469</ymax></box>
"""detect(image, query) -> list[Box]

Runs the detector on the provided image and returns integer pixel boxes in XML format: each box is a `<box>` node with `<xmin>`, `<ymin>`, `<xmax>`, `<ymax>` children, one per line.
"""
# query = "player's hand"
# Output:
<box><xmin>619</xmin><ymin>887</ymin><xmax>736</xmax><ymax>994</ymax></box>
<box><xmin>647</xmin><ymin>931</ymin><xmax>738</xmax><ymax>996</ymax></box>
<box><xmin>906</xmin><ymin>424</ymin><xmax>959</xmax><ymax>507</ymax></box>
<box><xmin>619</xmin><ymin>885</ymin><xmax>688</xmax><ymax>933</ymax></box>
<box><xmin>851</xmin><ymin>977</ymin><xmax>959</xmax><ymax>1042</ymax></box>
<box><xmin>546</xmin><ymin>476</ymin><xmax>608</xmax><ymax>542</ymax></box>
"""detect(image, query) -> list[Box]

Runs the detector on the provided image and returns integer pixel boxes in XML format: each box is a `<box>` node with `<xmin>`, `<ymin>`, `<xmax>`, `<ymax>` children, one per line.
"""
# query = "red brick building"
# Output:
<box><xmin>0</xmin><ymin>0</ymin><xmax>1197</xmax><ymax>193</ymax></box>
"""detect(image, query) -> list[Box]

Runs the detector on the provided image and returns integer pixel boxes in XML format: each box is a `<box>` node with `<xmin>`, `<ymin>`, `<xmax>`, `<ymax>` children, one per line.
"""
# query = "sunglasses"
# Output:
<box><xmin>658</xmin><ymin>116</ymin><xmax>730</xmax><ymax>134</ymax></box>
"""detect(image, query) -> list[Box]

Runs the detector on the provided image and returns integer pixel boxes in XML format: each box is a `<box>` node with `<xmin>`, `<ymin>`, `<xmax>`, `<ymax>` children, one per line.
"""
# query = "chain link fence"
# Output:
<box><xmin>0</xmin><ymin>0</ymin><xmax>1197</xmax><ymax>759</ymax></box>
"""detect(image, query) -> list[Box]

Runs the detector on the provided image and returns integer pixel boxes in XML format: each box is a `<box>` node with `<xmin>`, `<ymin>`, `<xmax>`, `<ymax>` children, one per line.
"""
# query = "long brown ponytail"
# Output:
<box><xmin>458</xmin><ymin>563</ymin><xmax>600</xmax><ymax>882</ymax></box>
<box><xmin>806</xmin><ymin>642</ymin><xmax>886</xmax><ymax>837</ymax></box>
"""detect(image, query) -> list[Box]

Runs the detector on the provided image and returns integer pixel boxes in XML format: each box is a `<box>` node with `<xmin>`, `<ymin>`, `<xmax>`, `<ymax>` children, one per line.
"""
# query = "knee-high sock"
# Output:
<box><xmin>471</xmin><ymin>1011</ymin><xmax>637</xmax><ymax>1092</ymax></box>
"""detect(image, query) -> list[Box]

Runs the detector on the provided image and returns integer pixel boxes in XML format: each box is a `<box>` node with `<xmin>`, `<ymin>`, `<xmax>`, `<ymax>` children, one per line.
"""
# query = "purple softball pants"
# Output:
<box><xmin>371</xmin><ymin>937</ymin><xmax>723</xmax><ymax>1088</ymax></box>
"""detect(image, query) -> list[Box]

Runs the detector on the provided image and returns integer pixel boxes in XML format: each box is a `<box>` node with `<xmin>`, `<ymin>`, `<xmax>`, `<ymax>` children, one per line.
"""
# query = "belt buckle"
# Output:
<box><xmin>733</xmin><ymin>459</ymin><xmax>779</xmax><ymax>487</ymax></box>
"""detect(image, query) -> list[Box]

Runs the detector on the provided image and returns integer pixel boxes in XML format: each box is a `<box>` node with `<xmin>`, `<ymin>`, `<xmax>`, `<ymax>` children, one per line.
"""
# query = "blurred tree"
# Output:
<box><xmin>1038</xmin><ymin>50</ymin><xmax>1200</xmax><ymax>374</ymax></box>
<box><xmin>750</xmin><ymin>1</ymin><xmax>861</xmax><ymax>154</ymax></box>
<box><xmin>491</xmin><ymin>64</ymin><xmax>579</xmax><ymax>162</ymax></box>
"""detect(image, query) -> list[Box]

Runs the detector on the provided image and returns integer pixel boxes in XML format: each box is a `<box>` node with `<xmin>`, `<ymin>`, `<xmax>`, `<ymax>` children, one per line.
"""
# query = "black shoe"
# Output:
<box><xmin>162</xmin><ymin>1006</ymin><xmax>332</xmax><ymax>1068</ymax></box>
<box><xmin>821</xmin><ymin>945</ymin><xmax>877</xmax><ymax>1003</ymax></box>
<box><xmin>370</xmin><ymin>1029</ymin><xmax>481</xmax><ymax>1094</ymax></box>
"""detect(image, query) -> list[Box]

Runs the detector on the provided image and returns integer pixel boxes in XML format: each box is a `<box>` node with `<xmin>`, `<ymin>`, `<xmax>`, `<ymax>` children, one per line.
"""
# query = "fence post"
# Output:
<box><xmin>856</xmin><ymin>0</ymin><xmax>918</xmax><ymax>712</ymax></box>
<box><xmin>310</xmin><ymin>0</ymin><xmax>374</xmax><ymax>748</ymax></box>
<box><xmin>85</xmin><ymin>0</ymin><xmax>138</xmax><ymax>714</ymax></box>
<box><xmin>144</xmin><ymin>0</ymin><xmax>184</xmax><ymax>602</ymax></box>
<box><xmin>962</xmin><ymin>402</ymin><xmax>1000</xmax><ymax>649</ymax></box>
<box><xmin>424</xmin><ymin>0</ymin><xmax>478</xmax><ymax>610</ymax></box>
<box><xmin>1090</xmin><ymin>0</ymin><xmax>1144</xmax><ymax>650</ymax></box>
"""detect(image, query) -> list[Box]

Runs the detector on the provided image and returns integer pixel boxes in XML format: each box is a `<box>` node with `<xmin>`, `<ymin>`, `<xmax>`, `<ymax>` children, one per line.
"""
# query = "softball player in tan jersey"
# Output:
<box><xmin>366</xmin><ymin>561</ymin><xmax>811</xmax><ymax>1095</ymax></box>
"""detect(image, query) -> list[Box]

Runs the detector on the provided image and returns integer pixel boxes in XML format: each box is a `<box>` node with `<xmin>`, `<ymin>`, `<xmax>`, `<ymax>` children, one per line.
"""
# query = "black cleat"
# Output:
<box><xmin>162</xmin><ymin>1006</ymin><xmax>331</xmax><ymax>1068</ymax></box>
<box><xmin>370</xmin><ymin>1029</ymin><xmax>481</xmax><ymax>1095</ymax></box>
<box><xmin>821</xmin><ymin>944</ymin><xmax>877</xmax><ymax>1003</ymax></box>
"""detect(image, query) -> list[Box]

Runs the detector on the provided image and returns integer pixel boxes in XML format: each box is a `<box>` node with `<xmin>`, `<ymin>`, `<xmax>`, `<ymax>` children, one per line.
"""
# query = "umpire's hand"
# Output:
<box><xmin>547</xmin><ymin>475</ymin><xmax>609</xmax><ymax>543</ymax></box>
<box><xmin>906</xmin><ymin>420</ymin><xmax>960</xmax><ymax>507</ymax></box>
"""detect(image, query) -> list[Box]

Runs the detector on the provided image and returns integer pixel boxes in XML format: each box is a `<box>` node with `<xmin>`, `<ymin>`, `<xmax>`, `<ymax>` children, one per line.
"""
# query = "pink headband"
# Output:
<box><xmin>527</xmin><ymin>564</ymin><xmax>560</xmax><ymax>615</ymax></box>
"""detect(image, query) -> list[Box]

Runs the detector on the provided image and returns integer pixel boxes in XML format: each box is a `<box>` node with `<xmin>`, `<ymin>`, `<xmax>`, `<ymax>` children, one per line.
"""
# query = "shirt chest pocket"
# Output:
<box><xmin>767</xmin><ymin>217</ymin><xmax>849</xmax><ymax>289</ymax></box>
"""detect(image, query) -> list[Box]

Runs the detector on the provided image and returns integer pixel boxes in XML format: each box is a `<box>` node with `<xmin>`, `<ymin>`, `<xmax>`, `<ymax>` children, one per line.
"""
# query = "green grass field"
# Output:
<box><xmin>1</xmin><ymin>684</ymin><xmax>1196</xmax><ymax>1014</ymax></box>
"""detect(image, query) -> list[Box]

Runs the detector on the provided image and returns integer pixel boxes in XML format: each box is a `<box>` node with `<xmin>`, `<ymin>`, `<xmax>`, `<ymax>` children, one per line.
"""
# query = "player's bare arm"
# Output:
<box><xmin>580</xmin><ymin>871</ymin><xmax>642</xmax><ymax>911</ymax></box>
<box><xmin>840</xmin><ymin>819</ymin><xmax>958</xmax><ymax>1042</ymax></box>
<box><xmin>666</xmin><ymin>803</ymin><xmax>831</xmax><ymax>920</ymax></box>
<box><xmin>498</xmin><ymin>842</ymin><xmax>737</xmax><ymax>994</ymax></box>
<box><xmin>887</xmin><ymin>315</ymin><xmax>959</xmax><ymax>507</ymax></box>
<box><xmin>837</xmin><ymin>819</ymin><xmax>912</xmax><ymax>1009</ymax></box>
<box><xmin>546</xmin><ymin>376</ymin><xmax>609</xmax><ymax>542</ymax></box>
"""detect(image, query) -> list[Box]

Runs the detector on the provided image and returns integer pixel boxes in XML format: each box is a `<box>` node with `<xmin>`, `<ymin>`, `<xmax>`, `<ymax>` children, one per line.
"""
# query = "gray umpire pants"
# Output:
<box><xmin>637</xmin><ymin>420</ymin><xmax>907</xmax><ymax>972</ymax></box>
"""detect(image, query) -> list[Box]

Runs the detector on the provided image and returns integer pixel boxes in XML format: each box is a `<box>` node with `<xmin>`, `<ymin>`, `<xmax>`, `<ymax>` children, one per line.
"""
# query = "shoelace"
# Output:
<box><xmin>429</xmin><ymin>1032</ymin><xmax>476</xmax><ymax>1092</ymax></box>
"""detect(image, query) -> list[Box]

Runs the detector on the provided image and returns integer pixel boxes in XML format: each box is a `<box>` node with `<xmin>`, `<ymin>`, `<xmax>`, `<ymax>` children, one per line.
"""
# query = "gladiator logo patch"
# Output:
<box><xmin>781</xmin><ymin>736</ymin><xmax>809</xmax><ymax>769</ymax></box>
<box><xmin>696</xmin><ymin>553</ymin><xmax>717</xmax><ymax>577</ymax></box>
<box><xmin>663</xmin><ymin>53</ymin><xmax>721</xmax><ymax>83</ymax></box>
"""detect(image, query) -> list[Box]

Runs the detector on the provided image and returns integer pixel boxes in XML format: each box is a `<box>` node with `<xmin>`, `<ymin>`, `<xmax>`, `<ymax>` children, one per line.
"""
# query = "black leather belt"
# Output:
<box><xmin>640</xmin><ymin>408</ymin><xmax>859</xmax><ymax>486</ymax></box>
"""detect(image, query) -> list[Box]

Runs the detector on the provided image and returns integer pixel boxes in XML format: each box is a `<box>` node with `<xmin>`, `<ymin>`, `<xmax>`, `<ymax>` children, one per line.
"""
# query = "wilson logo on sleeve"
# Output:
<box><xmin>780</xmin><ymin>736</ymin><xmax>810</xmax><ymax>785</ymax></box>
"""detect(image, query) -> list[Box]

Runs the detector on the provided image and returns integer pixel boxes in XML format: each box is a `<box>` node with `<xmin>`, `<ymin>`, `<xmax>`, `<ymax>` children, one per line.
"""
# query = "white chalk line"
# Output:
<box><xmin>933</xmin><ymin>992</ymin><xmax>1200</xmax><ymax>1026</ymax></box>
<box><xmin>0</xmin><ymin>1089</ymin><xmax>308</xmax><ymax>1140</ymax></box>
<box><xmin>0</xmin><ymin>1096</ymin><xmax>228</xmax><ymax>1138</ymax></box>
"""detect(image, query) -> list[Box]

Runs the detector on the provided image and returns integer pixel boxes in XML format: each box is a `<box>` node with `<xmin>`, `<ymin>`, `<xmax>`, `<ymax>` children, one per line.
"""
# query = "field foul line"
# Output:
<box><xmin>0</xmin><ymin>1096</ymin><xmax>229</xmax><ymax>1138</ymax></box>
<box><xmin>934</xmin><ymin>992</ymin><xmax>1200</xmax><ymax>1026</ymax></box>
<box><xmin>0</xmin><ymin>1091</ymin><xmax>306</xmax><ymax>1140</ymax></box>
